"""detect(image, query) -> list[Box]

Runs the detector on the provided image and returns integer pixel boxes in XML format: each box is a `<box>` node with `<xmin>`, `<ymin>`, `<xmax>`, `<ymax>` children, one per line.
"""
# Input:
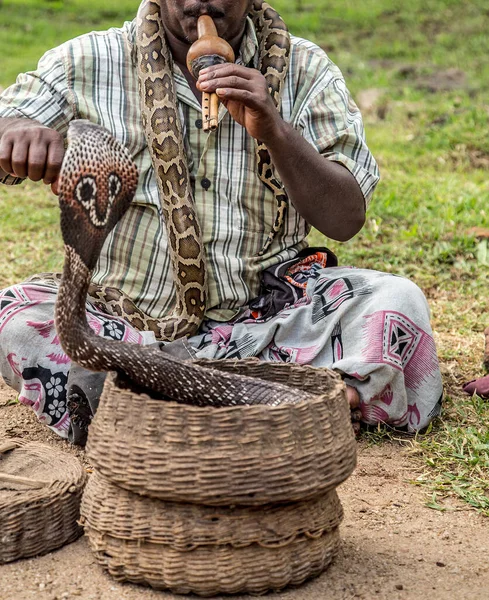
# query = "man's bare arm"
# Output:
<box><xmin>0</xmin><ymin>117</ymin><xmax>64</xmax><ymax>184</ymax></box>
<box><xmin>261</xmin><ymin>120</ymin><xmax>365</xmax><ymax>242</ymax></box>
<box><xmin>198</xmin><ymin>64</ymin><xmax>366</xmax><ymax>242</ymax></box>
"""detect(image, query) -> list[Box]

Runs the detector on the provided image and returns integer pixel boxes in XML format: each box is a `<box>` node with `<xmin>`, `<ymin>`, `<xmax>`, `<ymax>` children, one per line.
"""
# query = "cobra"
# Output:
<box><xmin>54</xmin><ymin>120</ymin><xmax>314</xmax><ymax>408</ymax></box>
<box><xmin>51</xmin><ymin>0</ymin><xmax>316</xmax><ymax>407</ymax></box>
<box><xmin>85</xmin><ymin>0</ymin><xmax>292</xmax><ymax>342</ymax></box>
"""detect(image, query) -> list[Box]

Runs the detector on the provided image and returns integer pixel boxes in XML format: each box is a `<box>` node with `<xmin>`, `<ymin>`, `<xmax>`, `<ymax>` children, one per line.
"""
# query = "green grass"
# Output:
<box><xmin>0</xmin><ymin>181</ymin><xmax>62</xmax><ymax>286</ymax></box>
<box><xmin>1</xmin><ymin>0</ymin><xmax>489</xmax><ymax>514</ymax></box>
<box><xmin>0</xmin><ymin>0</ymin><xmax>137</xmax><ymax>86</ymax></box>
<box><xmin>411</xmin><ymin>394</ymin><xmax>489</xmax><ymax>516</ymax></box>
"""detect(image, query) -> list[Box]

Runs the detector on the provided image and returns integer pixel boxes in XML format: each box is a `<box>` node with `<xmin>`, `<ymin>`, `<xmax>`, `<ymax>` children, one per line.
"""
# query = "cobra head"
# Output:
<box><xmin>58</xmin><ymin>120</ymin><xmax>139</xmax><ymax>271</ymax></box>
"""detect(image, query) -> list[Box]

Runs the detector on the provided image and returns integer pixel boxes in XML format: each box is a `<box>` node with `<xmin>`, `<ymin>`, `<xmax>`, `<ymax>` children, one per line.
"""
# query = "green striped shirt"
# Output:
<box><xmin>0</xmin><ymin>18</ymin><xmax>379</xmax><ymax>321</ymax></box>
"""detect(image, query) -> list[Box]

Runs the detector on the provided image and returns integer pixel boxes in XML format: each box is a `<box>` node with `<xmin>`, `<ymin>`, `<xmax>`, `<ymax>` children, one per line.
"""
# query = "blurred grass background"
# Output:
<box><xmin>0</xmin><ymin>0</ymin><xmax>488</xmax><ymax>513</ymax></box>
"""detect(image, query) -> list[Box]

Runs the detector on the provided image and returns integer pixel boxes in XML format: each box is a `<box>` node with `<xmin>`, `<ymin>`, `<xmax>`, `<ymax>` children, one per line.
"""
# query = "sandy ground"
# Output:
<box><xmin>1</xmin><ymin>379</ymin><xmax>488</xmax><ymax>600</ymax></box>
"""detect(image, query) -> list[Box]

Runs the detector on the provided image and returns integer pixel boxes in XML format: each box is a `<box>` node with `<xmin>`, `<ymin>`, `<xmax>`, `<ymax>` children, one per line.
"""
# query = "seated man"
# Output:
<box><xmin>0</xmin><ymin>0</ymin><xmax>443</xmax><ymax>444</ymax></box>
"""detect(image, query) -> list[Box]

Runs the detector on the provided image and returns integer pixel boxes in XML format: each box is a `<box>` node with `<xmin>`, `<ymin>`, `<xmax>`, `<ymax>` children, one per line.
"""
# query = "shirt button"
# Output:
<box><xmin>195</xmin><ymin>119</ymin><xmax>203</xmax><ymax>129</ymax></box>
<box><xmin>201</xmin><ymin>177</ymin><xmax>211</xmax><ymax>190</ymax></box>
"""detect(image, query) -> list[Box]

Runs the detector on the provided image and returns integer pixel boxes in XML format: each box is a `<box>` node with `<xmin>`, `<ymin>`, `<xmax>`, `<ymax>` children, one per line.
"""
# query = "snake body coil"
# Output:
<box><xmin>55</xmin><ymin>121</ymin><xmax>308</xmax><ymax>407</ymax></box>
<box><xmin>87</xmin><ymin>0</ymin><xmax>292</xmax><ymax>342</ymax></box>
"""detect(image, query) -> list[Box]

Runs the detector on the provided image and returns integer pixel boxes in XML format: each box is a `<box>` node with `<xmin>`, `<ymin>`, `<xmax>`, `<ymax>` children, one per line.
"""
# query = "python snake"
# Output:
<box><xmin>84</xmin><ymin>0</ymin><xmax>291</xmax><ymax>343</ymax></box>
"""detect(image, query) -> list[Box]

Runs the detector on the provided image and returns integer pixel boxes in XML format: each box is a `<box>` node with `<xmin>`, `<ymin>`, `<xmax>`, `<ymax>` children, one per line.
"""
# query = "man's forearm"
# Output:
<box><xmin>196</xmin><ymin>63</ymin><xmax>368</xmax><ymax>241</ymax></box>
<box><xmin>264</xmin><ymin>119</ymin><xmax>366</xmax><ymax>242</ymax></box>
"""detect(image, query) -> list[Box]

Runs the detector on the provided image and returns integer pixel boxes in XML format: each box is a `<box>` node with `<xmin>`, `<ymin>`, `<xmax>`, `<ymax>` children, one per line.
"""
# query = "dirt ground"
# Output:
<box><xmin>1</xmin><ymin>379</ymin><xmax>488</xmax><ymax>600</ymax></box>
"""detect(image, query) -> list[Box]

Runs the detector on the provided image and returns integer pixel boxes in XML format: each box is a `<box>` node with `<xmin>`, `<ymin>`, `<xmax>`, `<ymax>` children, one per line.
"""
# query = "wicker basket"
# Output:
<box><xmin>82</xmin><ymin>471</ymin><xmax>342</xmax><ymax>596</ymax></box>
<box><xmin>82</xmin><ymin>470</ymin><xmax>344</xmax><ymax>549</ymax></box>
<box><xmin>0</xmin><ymin>438</ymin><xmax>87</xmax><ymax>563</ymax></box>
<box><xmin>87</xmin><ymin>360</ymin><xmax>356</xmax><ymax>506</ymax></box>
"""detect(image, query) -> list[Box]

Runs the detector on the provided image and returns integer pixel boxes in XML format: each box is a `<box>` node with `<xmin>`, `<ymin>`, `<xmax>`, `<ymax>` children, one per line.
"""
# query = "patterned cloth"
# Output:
<box><xmin>247</xmin><ymin>247</ymin><xmax>337</xmax><ymax>320</ymax></box>
<box><xmin>0</xmin><ymin>269</ymin><xmax>443</xmax><ymax>441</ymax></box>
<box><xmin>0</xmin><ymin>17</ymin><xmax>379</xmax><ymax>322</ymax></box>
<box><xmin>0</xmin><ymin>280</ymin><xmax>155</xmax><ymax>437</ymax></box>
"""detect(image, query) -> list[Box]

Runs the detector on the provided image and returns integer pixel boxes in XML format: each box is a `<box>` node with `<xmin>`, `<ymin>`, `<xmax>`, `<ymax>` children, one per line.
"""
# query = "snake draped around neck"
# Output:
<box><xmin>134</xmin><ymin>0</ymin><xmax>291</xmax><ymax>341</ymax></box>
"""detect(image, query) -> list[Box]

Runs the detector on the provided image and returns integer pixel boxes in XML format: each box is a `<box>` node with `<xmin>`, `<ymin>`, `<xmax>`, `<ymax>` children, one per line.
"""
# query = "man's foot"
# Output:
<box><xmin>463</xmin><ymin>374</ymin><xmax>489</xmax><ymax>399</ymax></box>
<box><xmin>346</xmin><ymin>385</ymin><xmax>362</xmax><ymax>436</ymax></box>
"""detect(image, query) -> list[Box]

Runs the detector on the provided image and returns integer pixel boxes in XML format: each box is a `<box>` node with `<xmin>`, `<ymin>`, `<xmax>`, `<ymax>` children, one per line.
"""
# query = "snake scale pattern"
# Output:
<box><xmin>54</xmin><ymin>1</ymin><xmax>307</xmax><ymax>408</ymax></box>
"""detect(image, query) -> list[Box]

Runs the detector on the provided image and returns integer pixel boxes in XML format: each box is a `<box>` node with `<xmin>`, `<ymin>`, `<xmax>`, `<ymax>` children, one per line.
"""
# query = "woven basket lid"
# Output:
<box><xmin>0</xmin><ymin>438</ymin><xmax>87</xmax><ymax>564</ymax></box>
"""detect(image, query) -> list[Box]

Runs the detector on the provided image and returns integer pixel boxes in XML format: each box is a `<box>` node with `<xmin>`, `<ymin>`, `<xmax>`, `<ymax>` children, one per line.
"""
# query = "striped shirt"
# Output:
<box><xmin>0</xmin><ymin>18</ymin><xmax>379</xmax><ymax>321</ymax></box>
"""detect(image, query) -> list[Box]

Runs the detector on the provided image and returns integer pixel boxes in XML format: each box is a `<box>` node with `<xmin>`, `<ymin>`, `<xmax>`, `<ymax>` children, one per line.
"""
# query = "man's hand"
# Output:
<box><xmin>0</xmin><ymin>118</ymin><xmax>64</xmax><ymax>188</ymax></box>
<box><xmin>347</xmin><ymin>385</ymin><xmax>363</xmax><ymax>437</ymax></box>
<box><xmin>197</xmin><ymin>64</ymin><xmax>282</xmax><ymax>143</ymax></box>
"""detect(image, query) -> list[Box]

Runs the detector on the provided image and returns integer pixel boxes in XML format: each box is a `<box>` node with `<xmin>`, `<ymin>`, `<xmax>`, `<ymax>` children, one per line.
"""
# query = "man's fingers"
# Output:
<box><xmin>50</xmin><ymin>179</ymin><xmax>59</xmax><ymax>196</ymax></box>
<box><xmin>215</xmin><ymin>87</ymin><xmax>261</xmax><ymax>109</ymax></box>
<box><xmin>0</xmin><ymin>138</ymin><xmax>14</xmax><ymax>176</ymax></box>
<box><xmin>198</xmin><ymin>75</ymin><xmax>254</xmax><ymax>94</ymax></box>
<box><xmin>200</xmin><ymin>63</ymin><xmax>253</xmax><ymax>80</ymax></box>
<box><xmin>10</xmin><ymin>141</ymin><xmax>29</xmax><ymax>179</ymax></box>
<box><xmin>43</xmin><ymin>140</ymin><xmax>64</xmax><ymax>184</ymax></box>
<box><xmin>0</xmin><ymin>123</ymin><xmax>64</xmax><ymax>182</ymax></box>
<box><xmin>27</xmin><ymin>142</ymin><xmax>49</xmax><ymax>181</ymax></box>
<box><xmin>346</xmin><ymin>385</ymin><xmax>361</xmax><ymax>410</ymax></box>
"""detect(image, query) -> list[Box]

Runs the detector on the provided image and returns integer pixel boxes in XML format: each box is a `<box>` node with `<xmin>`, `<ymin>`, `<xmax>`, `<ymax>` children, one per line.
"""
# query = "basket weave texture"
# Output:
<box><xmin>0</xmin><ymin>438</ymin><xmax>87</xmax><ymax>563</ymax></box>
<box><xmin>82</xmin><ymin>471</ymin><xmax>342</xmax><ymax>596</ymax></box>
<box><xmin>87</xmin><ymin>360</ymin><xmax>357</xmax><ymax>506</ymax></box>
<box><xmin>84</xmin><ymin>359</ymin><xmax>356</xmax><ymax>594</ymax></box>
<box><xmin>82</xmin><ymin>470</ymin><xmax>344</xmax><ymax>550</ymax></box>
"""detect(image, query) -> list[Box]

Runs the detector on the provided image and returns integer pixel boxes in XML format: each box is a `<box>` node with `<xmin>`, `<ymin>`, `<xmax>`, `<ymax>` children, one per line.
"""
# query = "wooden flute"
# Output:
<box><xmin>186</xmin><ymin>15</ymin><xmax>235</xmax><ymax>132</ymax></box>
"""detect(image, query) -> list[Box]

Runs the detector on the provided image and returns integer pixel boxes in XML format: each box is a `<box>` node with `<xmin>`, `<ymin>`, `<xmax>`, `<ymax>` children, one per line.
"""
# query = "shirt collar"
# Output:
<box><xmin>239</xmin><ymin>16</ymin><xmax>260</xmax><ymax>69</ymax></box>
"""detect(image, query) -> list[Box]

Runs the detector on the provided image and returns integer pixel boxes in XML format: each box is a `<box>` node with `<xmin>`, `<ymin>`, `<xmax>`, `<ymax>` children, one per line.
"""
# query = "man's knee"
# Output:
<box><xmin>384</xmin><ymin>275</ymin><xmax>429</xmax><ymax>312</ymax></box>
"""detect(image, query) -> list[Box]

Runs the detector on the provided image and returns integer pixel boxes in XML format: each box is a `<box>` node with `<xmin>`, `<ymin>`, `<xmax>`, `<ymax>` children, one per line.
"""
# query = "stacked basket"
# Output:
<box><xmin>0</xmin><ymin>438</ymin><xmax>86</xmax><ymax>564</ymax></box>
<box><xmin>81</xmin><ymin>359</ymin><xmax>357</xmax><ymax>596</ymax></box>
